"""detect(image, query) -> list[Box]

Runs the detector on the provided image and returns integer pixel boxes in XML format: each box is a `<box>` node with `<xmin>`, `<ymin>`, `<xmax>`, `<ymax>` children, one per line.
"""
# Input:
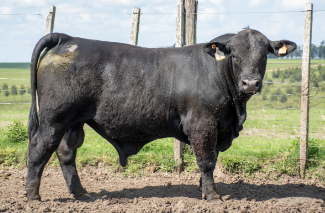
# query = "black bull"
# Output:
<box><xmin>26</xmin><ymin>29</ymin><xmax>296</xmax><ymax>201</ymax></box>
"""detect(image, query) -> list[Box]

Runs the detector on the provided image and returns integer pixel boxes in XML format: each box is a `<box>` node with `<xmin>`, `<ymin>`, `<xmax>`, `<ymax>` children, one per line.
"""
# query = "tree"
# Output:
<box><xmin>4</xmin><ymin>84</ymin><xmax>10</xmax><ymax>101</ymax></box>
<box><xmin>321</xmin><ymin>72</ymin><xmax>325</xmax><ymax>81</ymax></box>
<box><xmin>271</xmin><ymin>90</ymin><xmax>278</xmax><ymax>101</ymax></box>
<box><xmin>286</xmin><ymin>87</ymin><xmax>293</xmax><ymax>94</ymax></box>
<box><xmin>271</xmin><ymin>94</ymin><xmax>277</xmax><ymax>101</ymax></box>
<box><xmin>310</xmin><ymin>44</ymin><xmax>318</xmax><ymax>59</ymax></box>
<box><xmin>11</xmin><ymin>85</ymin><xmax>17</xmax><ymax>95</ymax></box>
<box><xmin>2</xmin><ymin>83</ymin><xmax>8</xmax><ymax>92</ymax></box>
<box><xmin>262</xmin><ymin>94</ymin><xmax>267</xmax><ymax>100</ymax></box>
<box><xmin>276</xmin><ymin>88</ymin><xmax>281</xmax><ymax>95</ymax></box>
<box><xmin>20</xmin><ymin>85</ymin><xmax>26</xmax><ymax>96</ymax></box>
<box><xmin>20</xmin><ymin>85</ymin><xmax>26</xmax><ymax>101</ymax></box>
<box><xmin>318</xmin><ymin>40</ymin><xmax>325</xmax><ymax>60</ymax></box>
<box><xmin>272</xmin><ymin>69</ymin><xmax>281</xmax><ymax>78</ymax></box>
<box><xmin>294</xmin><ymin>46</ymin><xmax>302</xmax><ymax>59</ymax></box>
<box><xmin>280</xmin><ymin>95</ymin><xmax>287</xmax><ymax>103</ymax></box>
<box><xmin>11</xmin><ymin>85</ymin><xmax>17</xmax><ymax>103</ymax></box>
<box><xmin>318</xmin><ymin>64</ymin><xmax>322</xmax><ymax>71</ymax></box>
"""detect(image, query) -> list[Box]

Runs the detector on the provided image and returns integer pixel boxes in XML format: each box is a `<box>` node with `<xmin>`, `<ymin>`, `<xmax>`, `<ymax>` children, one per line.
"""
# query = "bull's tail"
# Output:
<box><xmin>27</xmin><ymin>33</ymin><xmax>63</xmax><ymax>165</ymax></box>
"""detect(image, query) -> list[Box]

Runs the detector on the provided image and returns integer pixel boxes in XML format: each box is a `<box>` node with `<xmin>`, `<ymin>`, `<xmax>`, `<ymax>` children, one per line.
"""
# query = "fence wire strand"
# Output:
<box><xmin>70</xmin><ymin>151</ymin><xmax>323</xmax><ymax>163</ymax></box>
<box><xmin>2</xmin><ymin>9</ymin><xmax>325</xmax><ymax>16</ymax></box>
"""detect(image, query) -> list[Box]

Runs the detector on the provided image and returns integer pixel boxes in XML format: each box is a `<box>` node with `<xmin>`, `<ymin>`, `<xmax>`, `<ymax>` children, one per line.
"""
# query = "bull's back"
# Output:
<box><xmin>36</xmin><ymin>36</ymin><xmax>183</xmax><ymax>140</ymax></box>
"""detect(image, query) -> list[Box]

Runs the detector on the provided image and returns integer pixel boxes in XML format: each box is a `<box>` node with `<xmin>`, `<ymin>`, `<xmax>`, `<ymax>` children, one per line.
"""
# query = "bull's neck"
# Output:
<box><xmin>217</xmin><ymin>56</ymin><xmax>251</xmax><ymax>102</ymax></box>
<box><xmin>216</xmin><ymin>56</ymin><xmax>251</xmax><ymax>127</ymax></box>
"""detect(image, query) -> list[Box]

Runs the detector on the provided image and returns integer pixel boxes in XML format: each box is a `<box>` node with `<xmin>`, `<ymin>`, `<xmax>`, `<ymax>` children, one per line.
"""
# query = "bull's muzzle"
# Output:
<box><xmin>240</xmin><ymin>79</ymin><xmax>260</xmax><ymax>94</ymax></box>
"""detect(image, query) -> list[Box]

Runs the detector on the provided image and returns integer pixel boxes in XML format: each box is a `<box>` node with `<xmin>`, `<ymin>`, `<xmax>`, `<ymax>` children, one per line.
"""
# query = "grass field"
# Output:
<box><xmin>266</xmin><ymin>58</ymin><xmax>325</xmax><ymax>70</ymax></box>
<box><xmin>1</xmin><ymin>60</ymin><xmax>325</xmax><ymax>178</ymax></box>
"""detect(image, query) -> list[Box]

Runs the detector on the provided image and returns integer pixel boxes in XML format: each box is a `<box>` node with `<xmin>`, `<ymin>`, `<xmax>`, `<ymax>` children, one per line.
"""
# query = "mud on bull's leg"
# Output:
<box><xmin>56</xmin><ymin>133</ymin><xmax>87</xmax><ymax>199</ymax></box>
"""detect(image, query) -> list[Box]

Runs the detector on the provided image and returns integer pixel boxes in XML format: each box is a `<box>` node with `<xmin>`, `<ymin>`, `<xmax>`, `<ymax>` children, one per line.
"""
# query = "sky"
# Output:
<box><xmin>1</xmin><ymin>0</ymin><xmax>325</xmax><ymax>62</ymax></box>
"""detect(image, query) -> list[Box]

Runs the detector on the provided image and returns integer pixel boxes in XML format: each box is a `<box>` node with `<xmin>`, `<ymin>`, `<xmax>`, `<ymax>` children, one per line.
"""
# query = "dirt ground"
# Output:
<box><xmin>1</xmin><ymin>166</ymin><xmax>325</xmax><ymax>213</ymax></box>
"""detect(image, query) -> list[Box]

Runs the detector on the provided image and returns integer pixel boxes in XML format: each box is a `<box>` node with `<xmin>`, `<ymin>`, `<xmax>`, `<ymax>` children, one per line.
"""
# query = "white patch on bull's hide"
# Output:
<box><xmin>65</xmin><ymin>45</ymin><xmax>78</xmax><ymax>52</ymax></box>
<box><xmin>215</xmin><ymin>47</ymin><xmax>226</xmax><ymax>61</ymax></box>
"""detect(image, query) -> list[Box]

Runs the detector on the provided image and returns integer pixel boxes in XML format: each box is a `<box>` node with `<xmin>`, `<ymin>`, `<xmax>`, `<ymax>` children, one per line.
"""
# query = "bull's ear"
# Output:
<box><xmin>269</xmin><ymin>40</ymin><xmax>297</xmax><ymax>57</ymax></box>
<box><xmin>203</xmin><ymin>42</ymin><xmax>230</xmax><ymax>59</ymax></box>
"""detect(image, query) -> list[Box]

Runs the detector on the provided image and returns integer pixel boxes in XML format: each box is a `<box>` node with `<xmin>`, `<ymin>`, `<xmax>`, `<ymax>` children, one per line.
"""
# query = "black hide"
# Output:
<box><xmin>26</xmin><ymin>29</ymin><xmax>296</xmax><ymax>201</ymax></box>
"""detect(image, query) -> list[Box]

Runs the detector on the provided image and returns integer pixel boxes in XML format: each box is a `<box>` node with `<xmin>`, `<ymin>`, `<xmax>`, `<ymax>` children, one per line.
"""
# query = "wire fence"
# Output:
<box><xmin>43</xmin><ymin>149</ymin><xmax>324</xmax><ymax>163</ymax></box>
<box><xmin>0</xmin><ymin>5</ymin><xmax>325</xmax><ymax>170</ymax></box>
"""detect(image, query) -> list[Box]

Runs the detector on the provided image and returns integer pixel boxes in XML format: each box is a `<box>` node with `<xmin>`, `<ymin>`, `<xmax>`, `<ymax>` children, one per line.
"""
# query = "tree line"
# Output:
<box><xmin>1</xmin><ymin>83</ymin><xmax>31</xmax><ymax>102</ymax></box>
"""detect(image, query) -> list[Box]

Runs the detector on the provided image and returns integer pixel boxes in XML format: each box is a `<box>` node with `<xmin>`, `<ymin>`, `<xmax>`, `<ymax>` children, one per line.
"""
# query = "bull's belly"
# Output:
<box><xmin>91</xmin><ymin>115</ymin><xmax>176</xmax><ymax>143</ymax></box>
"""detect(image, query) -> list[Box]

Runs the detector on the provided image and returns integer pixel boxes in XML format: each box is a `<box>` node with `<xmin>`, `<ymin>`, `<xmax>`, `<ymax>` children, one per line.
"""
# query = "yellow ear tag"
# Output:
<box><xmin>215</xmin><ymin>47</ymin><xmax>226</xmax><ymax>61</ymax></box>
<box><xmin>279</xmin><ymin>44</ymin><xmax>287</xmax><ymax>55</ymax></box>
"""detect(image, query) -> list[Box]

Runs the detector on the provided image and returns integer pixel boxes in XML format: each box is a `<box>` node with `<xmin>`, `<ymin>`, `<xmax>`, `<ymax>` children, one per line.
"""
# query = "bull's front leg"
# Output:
<box><xmin>191</xmin><ymin>132</ymin><xmax>220</xmax><ymax>201</ymax></box>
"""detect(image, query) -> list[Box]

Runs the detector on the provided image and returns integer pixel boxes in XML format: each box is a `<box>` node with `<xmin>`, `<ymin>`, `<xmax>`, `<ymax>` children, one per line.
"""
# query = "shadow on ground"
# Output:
<box><xmin>53</xmin><ymin>181</ymin><xmax>325</xmax><ymax>203</ymax></box>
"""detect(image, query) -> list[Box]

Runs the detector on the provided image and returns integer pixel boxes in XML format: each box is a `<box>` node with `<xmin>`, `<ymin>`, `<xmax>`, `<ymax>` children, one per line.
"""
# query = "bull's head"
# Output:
<box><xmin>203</xmin><ymin>29</ymin><xmax>297</xmax><ymax>94</ymax></box>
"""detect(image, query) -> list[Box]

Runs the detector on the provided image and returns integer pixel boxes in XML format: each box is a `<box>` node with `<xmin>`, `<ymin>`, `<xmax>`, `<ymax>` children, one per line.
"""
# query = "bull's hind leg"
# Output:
<box><xmin>56</xmin><ymin>124</ymin><xmax>87</xmax><ymax>199</ymax></box>
<box><xmin>26</xmin><ymin>124</ymin><xmax>65</xmax><ymax>201</ymax></box>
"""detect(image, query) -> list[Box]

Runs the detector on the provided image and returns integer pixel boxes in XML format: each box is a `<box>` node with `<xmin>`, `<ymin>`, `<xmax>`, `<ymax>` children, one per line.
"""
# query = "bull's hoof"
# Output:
<box><xmin>202</xmin><ymin>191</ymin><xmax>221</xmax><ymax>201</ymax></box>
<box><xmin>26</xmin><ymin>194</ymin><xmax>41</xmax><ymax>201</ymax></box>
<box><xmin>25</xmin><ymin>184</ymin><xmax>41</xmax><ymax>201</ymax></box>
<box><xmin>74</xmin><ymin>193</ymin><xmax>91</xmax><ymax>200</ymax></box>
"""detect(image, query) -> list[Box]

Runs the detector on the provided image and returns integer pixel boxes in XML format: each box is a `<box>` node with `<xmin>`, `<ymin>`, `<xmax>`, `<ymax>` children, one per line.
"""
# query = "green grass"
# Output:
<box><xmin>0</xmin><ymin>68</ymin><xmax>30</xmax><ymax>87</ymax></box>
<box><xmin>266</xmin><ymin>58</ymin><xmax>325</xmax><ymax>70</ymax></box>
<box><xmin>1</xmin><ymin>62</ymin><xmax>325</xmax><ymax>178</ymax></box>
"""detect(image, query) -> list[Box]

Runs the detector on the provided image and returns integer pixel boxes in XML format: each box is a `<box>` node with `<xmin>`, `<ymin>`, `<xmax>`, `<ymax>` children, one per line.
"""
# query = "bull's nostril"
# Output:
<box><xmin>255</xmin><ymin>81</ymin><xmax>260</xmax><ymax>88</ymax></box>
<box><xmin>242</xmin><ymin>81</ymin><xmax>247</xmax><ymax>86</ymax></box>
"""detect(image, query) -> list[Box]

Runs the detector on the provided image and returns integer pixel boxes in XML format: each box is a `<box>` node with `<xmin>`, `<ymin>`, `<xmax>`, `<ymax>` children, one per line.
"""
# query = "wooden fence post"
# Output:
<box><xmin>129</xmin><ymin>7</ymin><xmax>141</xmax><ymax>46</ymax></box>
<box><xmin>174</xmin><ymin>3</ymin><xmax>185</xmax><ymax>173</ymax></box>
<box><xmin>175</xmin><ymin>4</ymin><xmax>185</xmax><ymax>48</ymax></box>
<box><xmin>183</xmin><ymin>0</ymin><xmax>198</xmax><ymax>45</ymax></box>
<box><xmin>174</xmin><ymin>0</ymin><xmax>198</xmax><ymax>173</ymax></box>
<box><xmin>45</xmin><ymin>5</ymin><xmax>56</xmax><ymax>35</ymax></box>
<box><xmin>300</xmin><ymin>3</ymin><xmax>313</xmax><ymax>178</ymax></box>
